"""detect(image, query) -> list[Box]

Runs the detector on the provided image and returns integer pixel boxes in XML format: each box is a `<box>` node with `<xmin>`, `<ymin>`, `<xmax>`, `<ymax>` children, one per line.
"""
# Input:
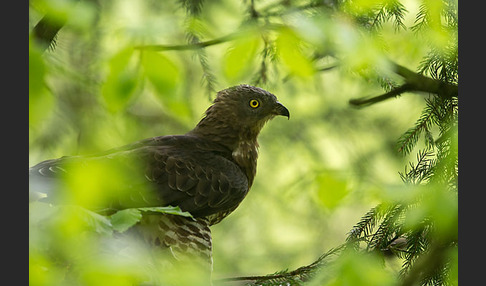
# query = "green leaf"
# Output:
<box><xmin>142</xmin><ymin>51</ymin><xmax>180</xmax><ymax>96</ymax></box>
<box><xmin>110</xmin><ymin>209</ymin><xmax>143</xmax><ymax>233</ymax></box>
<box><xmin>101</xmin><ymin>47</ymin><xmax>139</xmax><ymax>113</ymax></box>
<box><xmin>141</xmin><ymin>51</ymin><xmax>191</xmax><ymax>119</ymax></box>
<box><xmin>222</xmin><ymin>34</ymin><xmax>261</xmax><ymax>81</ymax></box>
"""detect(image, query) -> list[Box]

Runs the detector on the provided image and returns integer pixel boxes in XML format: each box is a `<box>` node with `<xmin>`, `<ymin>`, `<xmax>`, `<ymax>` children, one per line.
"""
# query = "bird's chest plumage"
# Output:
<box><xmin>232</xmin><ymin>140</ymin><xmax>258</xmax><ymax>187</ymax></box>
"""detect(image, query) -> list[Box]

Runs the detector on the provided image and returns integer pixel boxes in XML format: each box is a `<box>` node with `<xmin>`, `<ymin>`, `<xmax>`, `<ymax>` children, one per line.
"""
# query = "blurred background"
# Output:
<box><xmin>29</xmin><ymin>0</ymin><xmax>457</xmax><ymax>284</ymax></box>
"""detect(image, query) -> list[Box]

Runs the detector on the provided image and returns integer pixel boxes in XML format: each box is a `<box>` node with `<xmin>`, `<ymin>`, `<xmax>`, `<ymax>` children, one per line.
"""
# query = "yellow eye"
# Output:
<box><xmin>249</xmin><ymin>99</ymin><xmax>260</xmax><ymax>108</ymax></box>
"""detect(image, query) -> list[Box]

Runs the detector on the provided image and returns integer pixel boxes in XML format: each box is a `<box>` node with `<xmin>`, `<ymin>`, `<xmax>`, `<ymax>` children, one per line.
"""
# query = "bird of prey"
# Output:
<box><xmin>29</xmin><ymin>84</ymin><xmax>289</xmax><ymax>283</ymax></box>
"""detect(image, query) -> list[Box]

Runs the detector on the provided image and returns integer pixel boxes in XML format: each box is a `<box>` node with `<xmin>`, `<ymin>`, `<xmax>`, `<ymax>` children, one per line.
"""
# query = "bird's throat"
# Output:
<box><xmin>232</xmin><ymin>139</ymin><xmax>258</xmax><ymax>187</ymax></box>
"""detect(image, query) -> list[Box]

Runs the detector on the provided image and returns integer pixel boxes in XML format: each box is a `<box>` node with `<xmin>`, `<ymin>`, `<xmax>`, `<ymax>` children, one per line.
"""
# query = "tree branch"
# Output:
<box><xmin>134</xmin><ymin>32</ymin><xmax>240</xmax><ymax>51</ymax></box>
<box><xmin>134</xmin><ymin>23</ymin><xmax>286</xmax><ymax>52</ymax></box>
<box><xmin>214</xmin><ymin>245</ymin><xmax>345</xmax><ymax>285</ymax></box>
<box><xmin>349</xmin><ymin>62</ymin><xmax>458</xmax><ymax>107</ymax></box>
<box><xmin>349</xmin><ymin>83</ymin><xmax>414</xmax><ymax>107</ymax></box>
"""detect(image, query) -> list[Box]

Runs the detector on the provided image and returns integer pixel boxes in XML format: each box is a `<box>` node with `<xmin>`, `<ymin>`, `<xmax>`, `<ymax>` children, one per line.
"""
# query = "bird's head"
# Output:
<box><xmin>190</xmin><ymin>84</ymin><xmax>289</xmax><ymax>148</ymax></box>
<box><xmin>214</xmin><ymin>84</ymin><xmax>290</xmax><ymax>123</ymax></box>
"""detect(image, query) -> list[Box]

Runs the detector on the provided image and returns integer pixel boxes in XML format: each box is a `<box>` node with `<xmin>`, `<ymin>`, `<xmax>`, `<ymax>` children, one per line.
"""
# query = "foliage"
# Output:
<box><xmin>30</xmin><ymin>0</ymin><xmax>457</xmax><ymax>285</ymax></box>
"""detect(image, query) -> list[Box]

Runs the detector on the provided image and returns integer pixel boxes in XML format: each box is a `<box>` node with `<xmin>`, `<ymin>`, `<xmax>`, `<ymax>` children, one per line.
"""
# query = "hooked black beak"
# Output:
<box><xmin>274</xmin><ymin>102</ymin><xmax>290</xmax><ymax>119</ymax></box>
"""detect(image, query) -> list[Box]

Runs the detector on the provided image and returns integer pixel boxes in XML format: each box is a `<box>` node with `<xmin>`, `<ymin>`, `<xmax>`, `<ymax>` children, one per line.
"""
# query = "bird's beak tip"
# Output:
<box><xmin>275</xmin><ymin>102</ymin><xmax>290</xmax><ymax>120</ymax></box>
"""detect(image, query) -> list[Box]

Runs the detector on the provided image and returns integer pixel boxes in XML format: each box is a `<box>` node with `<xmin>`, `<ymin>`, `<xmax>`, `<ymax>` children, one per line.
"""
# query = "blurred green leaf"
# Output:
<box><xmin>80</xmin><ymin>268</ymin><xmax>142</xmax><ymax>286</ymax></box>
<box><xmin>142</xmin><ymin>50</ymin><xmax>179</xmax><ymax>96</ymax></box>
<box><xmin>315</xmin><ymin>172</ymin><xmax>350</xmax><ymax>210</ymax></box>
<box><xmin>447</xmin><ymin>247</ymin><xmax>458</xmax><ymax>286</ymax></box>
<box><xmin>61</xmin><ymin>158</ymin><xmax>140</xmax><ymax>208</ymax></box>
<box><xmin>101</xmin><ymin>47</ymin><xmax>140</xmax><ymax>113</ymax></box>
<box><xmin>222</xmin><ymin>33</ymin><xmax>261</xmax><ymax>81</ymax></box>
<box><xmin>66</xmin><ymin>205</ymin><xmax>114</xmax><ymax>236</ymax></box>
<box><xmin>29</xmin><ymin>201</ymin><xmax>58</xmax><ymax>225</ymax></box>
<box><xmin>31</xmin><ymin>0</ymin><xmax>72</xmax><ymax>26</ymax></box>
<box><xmin>327</xmin><ymin>249</ymin><xmax>396</xmax><ymax>286</ymax></box>
<box><xmin>29</xmin><ymin>251</ymin><xmax>67</xmax><ymax>286</ymax></box>
<box><xmin>276</xmin><ymin>27</ymin><xmax>315</xmax><ymax>78</ymax></box>
<box><xmin>141</xmin><ymin>51</ymin><xmax>191</xmax><ymax>119</ymax></box>
<box><xmin>29</xmin><ymin>39</ymin><xmax>54</xmax><ymax>126</ymax></box>
<box><xmin>343</xmin><ymin>0</ymin><xmax>388</xmax><ymax>14</ymax></box>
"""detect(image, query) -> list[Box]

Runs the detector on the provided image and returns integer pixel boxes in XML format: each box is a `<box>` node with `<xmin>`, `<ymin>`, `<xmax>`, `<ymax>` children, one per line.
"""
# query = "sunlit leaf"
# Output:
<box><xmin>68</xmin><ymin>206</ymin><xmax>114</xmax><ymax>236</ymax></box>
<box><xmin>142</xmin><ymin>50</ymin><xmax>180</xmax><ymax>96</ymax></box>
<box><xmin>101</xmin><ymin>47</ymin><xmax>140</xmax><ymax>113</ymax></box>
<box><xmin>315</xmin><ymin>172</ymin><xmax>350</xmax><ymax>210</ymax></box>
<box><xmin>29</xmin><ymin>251</ymin><xmax>67</xmax><ymax>286</ymax></box>
<box><xmin>141</xmin><ymin>51</ymin><xmax>191</xmax><ymax>119</ymax></box>
<box><xmin>59</xmin><ymin>157</ymin><xmax>154</xmax><ymax>211</ymax></box>
<box><xmin>325</xmin><ymin>249</ymin><xmax>396</xmax><ymax>286</ymax></box>
<box><xmin>222</xmin><ymin>33</ymin><xmax>261</xmax><ymax>81</ymax></box>
<box><xmin>276</xmin><ymin>27</ymin><xmax>315</xmax><ymax>78</ymax></box>
<box><xmin>80</xmin><ymin>270</ymin><xmax>140</xmax><ymax>286</ymax></box>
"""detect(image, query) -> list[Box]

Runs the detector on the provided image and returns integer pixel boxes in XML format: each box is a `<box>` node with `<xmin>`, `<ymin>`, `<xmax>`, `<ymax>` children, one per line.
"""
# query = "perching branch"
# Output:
<box><xmin>349</xmin><ymin>62</ymin><xmax>458</xmax><ymax>107</ymax></box>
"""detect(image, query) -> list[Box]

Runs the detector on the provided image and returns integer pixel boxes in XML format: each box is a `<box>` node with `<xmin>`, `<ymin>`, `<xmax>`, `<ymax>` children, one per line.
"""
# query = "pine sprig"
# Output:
<box><xmin>397</xmin><ymin>100</ymin><xmax>436</xmax><ymax>155</ymax></box>
<box><xmin>371</xmin><ymin>0</ymin><xmax>408</xmax><ymax>31</ymax></box>
<box><xmin>418</xmin><ymin>46</ymin><xmax>458</xmax><ymax>84</ymax></box>
<box><xmin>346</xmin><ymin>203</ymin><xmax>399</xmax><ymax>248</ymax></box>
<box><xmin>410</xmin><ymin>3</ymin><xmax>429</xmax><ymax>33</ymax></box>
<box><xmin>367</xmin><ymin>204</ymin><xmax>406</xmax><ymax>252</ymax></box>
<box><xmin>399</xmin><ymin>223</ymin><xmax>430</xmax><ymax>278</ymax></box>
<box><xmin>399</xmin><ymin>148</ymin><xmax>436</xmax><ymax>185</ymax></box>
